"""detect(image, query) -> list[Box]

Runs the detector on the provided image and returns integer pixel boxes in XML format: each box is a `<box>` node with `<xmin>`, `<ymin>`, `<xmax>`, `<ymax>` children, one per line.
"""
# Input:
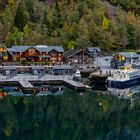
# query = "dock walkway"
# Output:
<box><xmin>18</xmin><ymin>80</ymin><xmax>34</xmax><ymax>88</ymax></box>
<box><xmin>0</xmin><ymin>74</ymin><xmax>85</xmax><ymax>92</ymax></box>
<box><xmin>64</xmin><ymin>78</ymin><xmax>85</xmax><ymax>88</ymax></box>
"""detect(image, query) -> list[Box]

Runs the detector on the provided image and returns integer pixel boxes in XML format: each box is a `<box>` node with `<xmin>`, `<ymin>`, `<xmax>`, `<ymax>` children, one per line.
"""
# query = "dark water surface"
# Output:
<box><xmin>0</xmin><ymin>85</ymin><xmax>140</xmax><ymax>140</ymax></box>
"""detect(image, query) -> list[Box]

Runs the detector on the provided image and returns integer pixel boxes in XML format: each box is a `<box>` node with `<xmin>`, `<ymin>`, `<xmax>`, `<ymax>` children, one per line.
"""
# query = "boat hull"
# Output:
<box><xmin>107</xmin><ymin>77</ymin><xmax>140</xmax><ymax>89</ymax></box>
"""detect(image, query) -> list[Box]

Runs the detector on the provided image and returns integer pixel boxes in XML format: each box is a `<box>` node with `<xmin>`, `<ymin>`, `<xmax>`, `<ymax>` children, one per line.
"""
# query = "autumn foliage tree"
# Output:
<box><xmin>0</xmin><ymin>0</ymin><xmax>140</xmax><ymax>51</ymax></box>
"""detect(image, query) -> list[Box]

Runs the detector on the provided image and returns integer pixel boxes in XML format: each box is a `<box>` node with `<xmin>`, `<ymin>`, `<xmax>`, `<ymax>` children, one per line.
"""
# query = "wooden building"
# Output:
<box><xmin>7</xmin><ymin>45</ymin><xmax>64</xmax><ymax>63</ymax></box>
<box><xmin>86</xmin><ymin>47</ymin><xmax>102</xmax><ymax>57</ymax></box>
<box><xmin>0</xmin><ymin>45</ymin><xmax>13</xmax><ymax>61</ymax></box>
<box><xmin>111</xmin><ymin>52</ymin><xmax>138</xmax><ymax>68</ymax></box>
<box><xmin>64</xmin><ymin>49</ymin><xmax>93</xmax><ymax>65</ymax></box>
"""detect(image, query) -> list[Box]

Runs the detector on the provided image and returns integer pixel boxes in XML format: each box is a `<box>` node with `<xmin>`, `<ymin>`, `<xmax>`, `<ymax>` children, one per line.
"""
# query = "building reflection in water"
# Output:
<box><xmin>36</xmin><ymin>85</ymin><xmax>64</xmax><ymax>96</ymax></box>
<box><xmin>1</xmin><ymin>85</ymin><xmax>65</xmax><ymax>97</ymax></box>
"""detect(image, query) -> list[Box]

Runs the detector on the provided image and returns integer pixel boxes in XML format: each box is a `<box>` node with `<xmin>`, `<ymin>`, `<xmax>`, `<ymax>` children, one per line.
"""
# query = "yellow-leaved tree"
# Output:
<box><xmin>102</xmin><ymin>17</ymin><xmax>110</xmax><ymax>29</ymax></box>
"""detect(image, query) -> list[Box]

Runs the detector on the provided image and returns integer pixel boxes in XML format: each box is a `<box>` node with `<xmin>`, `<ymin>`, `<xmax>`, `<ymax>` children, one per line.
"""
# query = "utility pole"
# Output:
<box><xmin>82</xmin><ymin>47</ymin><xmax>84</xmax><ymax>70</ymax></box>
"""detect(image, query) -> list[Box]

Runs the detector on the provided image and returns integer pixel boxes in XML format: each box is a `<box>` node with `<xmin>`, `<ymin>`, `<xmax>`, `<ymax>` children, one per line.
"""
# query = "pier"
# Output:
<box><xmin>0</xmin><ymin>74</ymin><xmax>86</xmax><ymax>92</ymax></box>
<box><xmin>63</xmin><ymin>77</ymin><xmax>85</xmax><ymax>91</ymax></box>
<box><xmin>18</xmin><ymin>80</ymin><xmax>34</xmax><ymax>88</ymax></box>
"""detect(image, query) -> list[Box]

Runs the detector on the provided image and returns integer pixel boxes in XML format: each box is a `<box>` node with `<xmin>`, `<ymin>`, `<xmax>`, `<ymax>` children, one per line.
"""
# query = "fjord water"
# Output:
<box><xmin>1</xmin><ymin>87</ymin><xmax>140</xmax><ymax>140</ymax></box>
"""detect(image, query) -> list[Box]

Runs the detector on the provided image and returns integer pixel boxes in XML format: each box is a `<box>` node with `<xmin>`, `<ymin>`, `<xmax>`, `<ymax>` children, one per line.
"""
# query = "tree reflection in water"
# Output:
<box><xmin>0</xmin><ymin>87</ymin><xmax>140</xmax><ymax>140</ymax></box>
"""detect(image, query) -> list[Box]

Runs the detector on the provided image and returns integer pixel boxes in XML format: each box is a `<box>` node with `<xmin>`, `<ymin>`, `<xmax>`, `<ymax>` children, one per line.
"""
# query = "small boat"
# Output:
<box><xmin>107</xmin><ymin>66</ymin><xmax>140</xmax><ymax>88</ymax></box>
<box><xmin>84</xmin><ymin>85</ymin><xmax>92</xmax><ymax>89</ymax></box>
<box><xmin>3</xmin><ymin>86</ymin><xmax>19</xmax><ymax>92</ymax></box>
<box><xmin>73</xmin><ymin>70</ymin><xmax>81</xmax><ymax>81</ymax></box>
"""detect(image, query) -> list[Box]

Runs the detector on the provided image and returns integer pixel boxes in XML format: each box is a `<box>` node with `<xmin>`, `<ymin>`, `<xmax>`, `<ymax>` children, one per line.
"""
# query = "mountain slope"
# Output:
<box><xmin>0</xmin><ymin>0</ymin><xmax>140</xmax><ymax>52</ymax></box>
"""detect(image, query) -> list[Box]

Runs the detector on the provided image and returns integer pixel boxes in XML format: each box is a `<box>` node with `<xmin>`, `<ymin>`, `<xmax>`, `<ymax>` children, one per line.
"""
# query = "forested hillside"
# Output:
<box><xmin>0</xmin><ymin>0</ymin><xmax>140</xmax><ymax>51</ymax></box>
<box><xmin>107</xmin><ymin>0</ymin><xmax>140</xmax><ymax>14</ymax></box>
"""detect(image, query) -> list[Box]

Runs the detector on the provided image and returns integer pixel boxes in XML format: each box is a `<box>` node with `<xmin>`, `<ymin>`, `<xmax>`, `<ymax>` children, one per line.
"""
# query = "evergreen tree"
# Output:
<box><xmin>15</xmin><ymin>1</ymin><xmax>29</xmax><ymax>31</ymax></box>
<box><xmin>127</xmin><ymin>23</ymin><xmax>137</xmax><ymax>49</ymax></box>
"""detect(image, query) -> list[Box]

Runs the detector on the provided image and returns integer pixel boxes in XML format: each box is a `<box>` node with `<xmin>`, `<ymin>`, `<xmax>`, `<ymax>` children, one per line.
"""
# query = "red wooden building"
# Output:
<box><xmin>7</xmin><ymin>45</ymin><xmax>64</xmax><ymax>63</ymax></box>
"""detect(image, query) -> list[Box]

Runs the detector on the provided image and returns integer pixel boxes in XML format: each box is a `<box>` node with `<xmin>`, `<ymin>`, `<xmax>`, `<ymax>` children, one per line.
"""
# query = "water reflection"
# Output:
<box><xmin>0</xmin><ymin>85</ymin><xmax>65</xmax><ymax>97</ymax></box>
<box><xmin>1</xmin><ymin>85</ymin><xmax>140</xmax><ymax>139</ymax></box>
<box><xmin>91</xmin><ymin>84</ymin><xmax>140</xmax><ymax>106</ymax></box>
<box><xmin>107</xmin><ymin>85</ymin><xmax>139</xmax><ymax>101</ymax></box>
<box><xmin>36</xmin><ymin>85</ymin><xmax>64</xmax><ymax>96</ymax></box>
<box><xmin>107</xmin><ymin>85</ymin><xmax>140</xmax><ymax>108</ymax></box>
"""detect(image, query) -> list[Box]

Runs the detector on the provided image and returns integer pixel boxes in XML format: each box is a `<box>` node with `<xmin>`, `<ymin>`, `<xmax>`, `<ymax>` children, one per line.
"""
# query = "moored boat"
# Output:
<box><xmin>73</xmin><ymin>70</ymin><xmax>81</xmax><ymax>81</ymax></box>
<box><xmin>107</xmin><ymin>66</ymin><xmax>140</xmax><ymax>88</ymax></box>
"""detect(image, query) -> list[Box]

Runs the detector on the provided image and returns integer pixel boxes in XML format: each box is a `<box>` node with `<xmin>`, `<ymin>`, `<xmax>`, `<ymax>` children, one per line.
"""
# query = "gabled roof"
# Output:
<box><xmin>12</xmin><ymin>46</ymin><xmax>33</xmax><ymax>52</ymax></box>
<box><xmin>64</xmin><ymin>49</ymin><xmax>82</xmax><ymax>58</ymax></box>
<box><xmin>7</xmin><ymin>48</ymin><xmax>14</xmax><ymax>56</ymax></box>
<box><xmin>87</xmin><ymin>47</ymin><xmax>101</xmax><ymax>53</ymax></box>
<box><xmin>117</xmin><ymin>52</ymin><xmax>138</xmax><ymax>58</ymax></box>
<box><xmin>11</xmin><ymin>45</ymin><xmax>64</xmax><ymax>53</ymax></box>
<box><xmin>45</xmin><ymin>46</ymin><xmax>64</xmax><ymax>52</ymax></box>
<box><xmin>64</xmin><ymin>49</ymin><xmax>93</xmax><ymax>58</ymax></box>
<box><xmin>35</xmin><ymin>45</ymin><xmax>48</xmax><ymax>52</ymax></box>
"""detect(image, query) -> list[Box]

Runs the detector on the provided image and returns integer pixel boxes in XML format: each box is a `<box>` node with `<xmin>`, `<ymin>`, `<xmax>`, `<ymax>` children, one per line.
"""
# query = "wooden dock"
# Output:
<box><xmin>0</xmin><ymin>74</ymin><xmax>86</xmax><ymax>92</ymax></box>
<box><xmin>18</xmin><ymin>80</ymin><xmax>34</xmax><ymax>88</ymax></box>
<box><xmin>63</xmin><ymin>78</ymin><xmax>85</xmax><ymax>91</ymax></box>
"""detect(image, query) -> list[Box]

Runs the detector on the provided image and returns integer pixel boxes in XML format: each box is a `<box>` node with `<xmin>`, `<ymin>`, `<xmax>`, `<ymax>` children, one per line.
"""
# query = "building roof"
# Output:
<box><xmin>87</xmin><ymin>47</ymin><xmax>101</xmax><ymax>53</ymax></box>
<box><xmin>4</xmin><ymin>67</ymin><xmax>17</xmax><ymax>70</ymax></box>
<box><xmin>11</xmin><ymin>45</ymin><xmax>64</xmax><ymax>53</ymax></box>
<box><xmin>12</xmin><ymin>46</ymin><xmax>32</xmax><ymax>52</ymax></box>
<box><xmin>32</xmin><ymin>66</ymin><xmax>45</xmax><ymax>70</ymax></box>
<box><xmin>64</xmin><ymin>49</ymin><xmax>93</xmax><ymax>58</ymax></box>
<box><xmin>37</xmin><ymin>45</ymin><xmax>64</xmax><ymax>52</ymax></box>
<box><xmin>53</xmin><ymin>66</ymin><xmax>73</xmax><ymax>70</ymax></box>
<box><xmin>64</xmin><ymin>49</ymin><xmax>82</xmax><ymax>58</ymax></box>
<box><xmin>117</xmin><ymin>52</ymin><xmax>138</xmax><ymax>58</ymax></box>
<box><xmin>7</xmin><ymin>48</ymin><xmax>14</xmax><ymax>56</ymax></box>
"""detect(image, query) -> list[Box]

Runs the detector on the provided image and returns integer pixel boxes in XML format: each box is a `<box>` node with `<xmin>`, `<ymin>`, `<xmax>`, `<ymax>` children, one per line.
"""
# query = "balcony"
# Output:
<box><xmin>23</xmin><ymin>53</ymin><xmax>39</xmax><ymax>57</ymax></box>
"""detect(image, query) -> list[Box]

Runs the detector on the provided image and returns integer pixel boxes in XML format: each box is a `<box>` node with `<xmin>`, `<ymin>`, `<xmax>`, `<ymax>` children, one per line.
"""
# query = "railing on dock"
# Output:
<box><xmin>0</xmin><ymin>74</ymin><xmax>85</xmax><ymax>91</ymax></box>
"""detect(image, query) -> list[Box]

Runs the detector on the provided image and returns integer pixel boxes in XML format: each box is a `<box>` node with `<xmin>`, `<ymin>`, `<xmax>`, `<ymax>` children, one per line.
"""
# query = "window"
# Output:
<box><xmin>3</xmin><ymin>56</ymin><xmax>8</xmax><ymax>60</ymax></box>
<box><xmin>28</xmin><ymin>48</ymin><xmax>36</xmax><ymax>55</ymax></box>
<box><xmin>58</xmin><ymin>57</ymin><xmax>61</xmax><ymax>61</ymax></box>
<box><xmin>13</xmin><ymin>56</ymin><xmax>17</xmax><ymax>61</ymax></box>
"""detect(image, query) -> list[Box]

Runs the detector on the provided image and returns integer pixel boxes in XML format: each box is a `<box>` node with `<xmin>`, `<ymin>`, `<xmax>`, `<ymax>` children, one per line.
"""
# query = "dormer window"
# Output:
<box><xmin>28</xmin><ymin>48</ymin><xmax>36</xmax><ymax>55</ymax></box>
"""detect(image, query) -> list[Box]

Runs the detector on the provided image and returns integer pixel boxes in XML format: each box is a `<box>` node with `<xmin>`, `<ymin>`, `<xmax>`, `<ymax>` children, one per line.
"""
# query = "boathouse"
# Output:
<box><xmin>7</xmin><ymin>45</ymin><xmax>64</xmax><ymax>63</ymax></box>
<box><xmin>3</xmin><ymin>67</ymin><xmax>17</xmax><ymax>79</ymax></box>
<box><xmin>31</xmin><ymin>66</ymin><xmax>45</xmax><ymax>78</ymax></box>
<box><xmin>52</xmin><ymin>66</ymin><xmax>74</xmax><ymax>75</ymax></box>
<box><xmin>64</xmin><ymin>48</ymin><xmax>93</xmax><ymax>65</ymax></box>
<box><xmin>111</xmin><ymin>52</ymin><xmax>138</xmax><ymax>69</ymax></box>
